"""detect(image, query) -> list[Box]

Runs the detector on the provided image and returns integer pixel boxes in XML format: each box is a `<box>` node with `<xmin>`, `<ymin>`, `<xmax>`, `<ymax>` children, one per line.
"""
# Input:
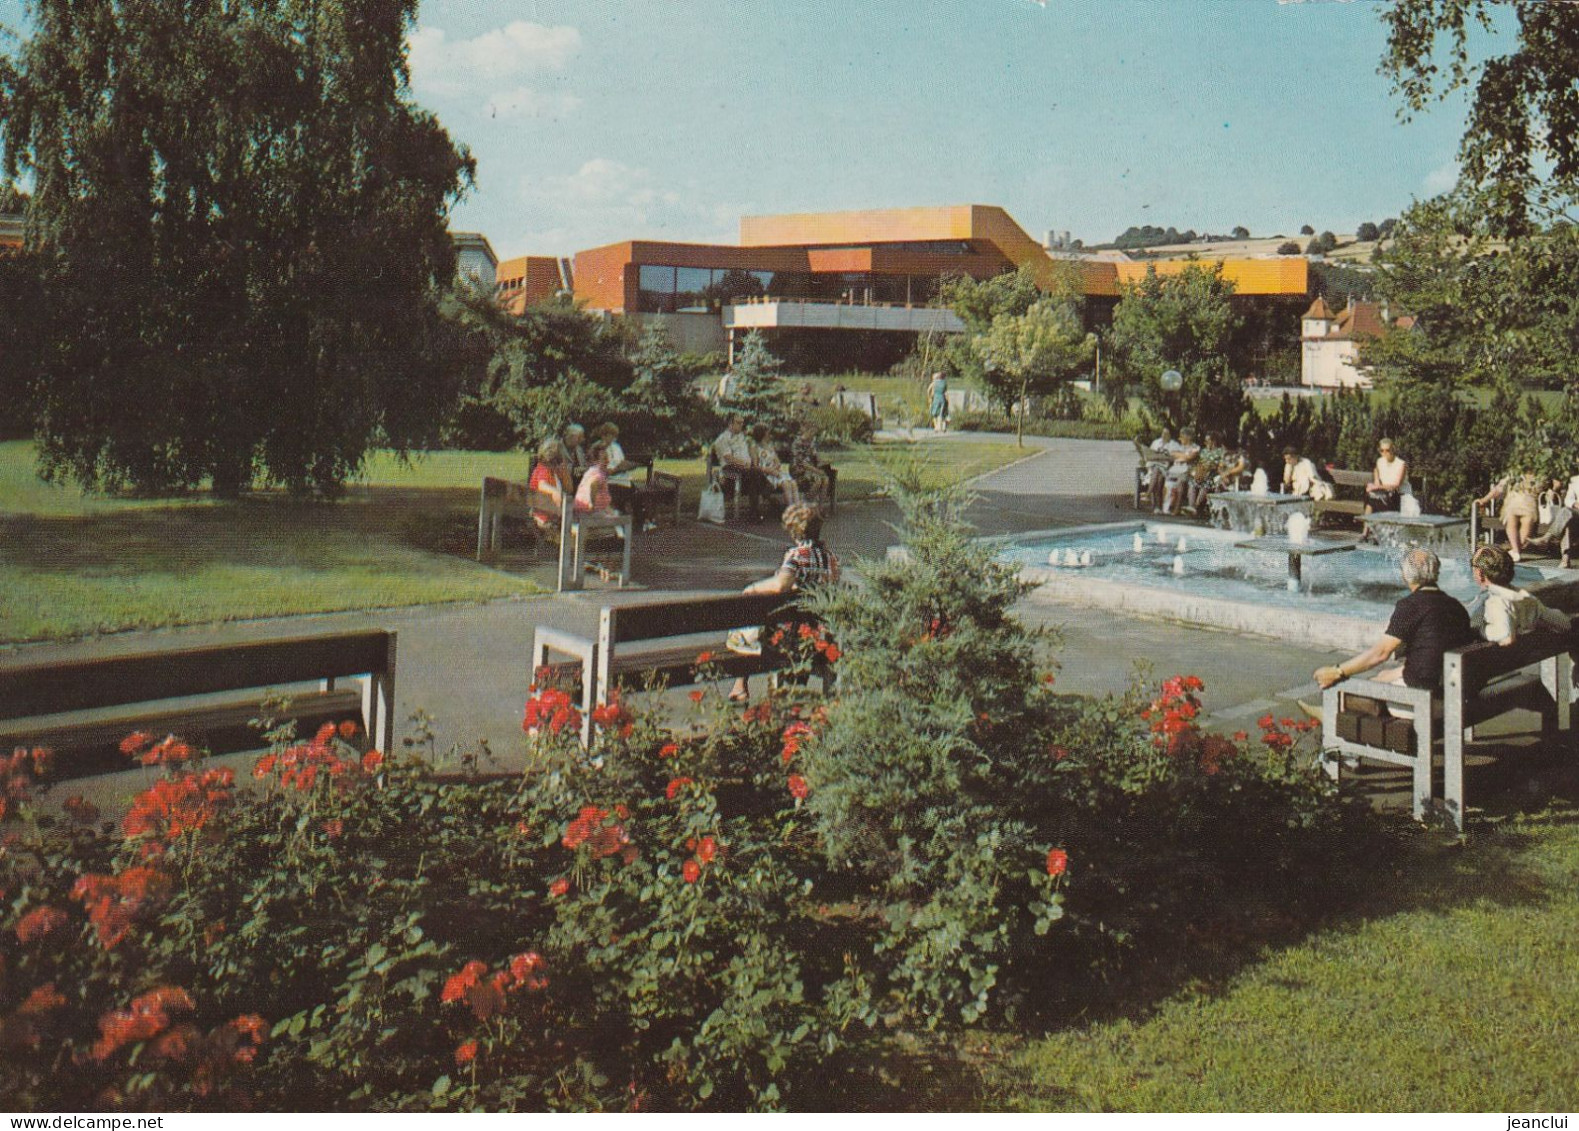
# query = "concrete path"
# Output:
<box><xmin>29</xmin><ymin>432</ymin><xmax>1561</xmax><ymax>822</ymax></box>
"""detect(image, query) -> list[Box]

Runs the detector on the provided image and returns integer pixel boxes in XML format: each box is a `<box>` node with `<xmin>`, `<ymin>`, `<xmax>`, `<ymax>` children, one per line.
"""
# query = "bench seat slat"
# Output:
<box><xmin>0</xmin><ymin>632</ymin><xmax>395</xmax><ymax>719</ymax></box>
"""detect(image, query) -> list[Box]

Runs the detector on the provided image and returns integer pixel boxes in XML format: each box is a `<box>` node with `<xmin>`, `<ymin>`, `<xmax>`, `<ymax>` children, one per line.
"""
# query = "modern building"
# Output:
<box><xmin>451</xmin><ymin>232</ymin><xmax>499</xmax><ymax>291</ymax></box>
<box><xmin>517</xmin><ymin>204</ymin><xmax>1311</xmax><ymax>369</ymax></box>
<box><xmin>496</xmin><ymin>255</ymin><xmax>573</xmax><ymax>314</ymax></box>
<box><xmin>1300</xmin><ymin>297</ymin><xmax>1413</xmax><ymax>389</ymax></box>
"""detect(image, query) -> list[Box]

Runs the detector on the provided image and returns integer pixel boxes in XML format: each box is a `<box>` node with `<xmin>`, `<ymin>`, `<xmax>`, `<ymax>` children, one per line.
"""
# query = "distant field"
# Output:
<box><xmin>0</xmin><ymin>438</ymin><xmax>1027</xmax><ymax>643</ymax></box>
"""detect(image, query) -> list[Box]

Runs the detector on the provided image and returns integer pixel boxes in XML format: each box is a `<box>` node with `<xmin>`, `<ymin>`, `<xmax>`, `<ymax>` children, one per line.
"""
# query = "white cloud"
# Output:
<box><xmin>1422</xmin><ymin>160</ymin><xmax>1460</xmax><ymax>196</ymax></box>
<box><xmin>408</xmin><ymin>21</ymin><xmax>581</xmax><ymax>119</ymax></box>
<box><xmin>512</xmin><ymin>158</ymin><xmax>743</xmax><ymax>251</ymax></box>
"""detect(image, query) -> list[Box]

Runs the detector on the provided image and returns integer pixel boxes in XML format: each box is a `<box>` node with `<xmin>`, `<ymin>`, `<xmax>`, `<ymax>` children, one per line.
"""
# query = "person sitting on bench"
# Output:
<box><xmin>1365</xmin><ymin>437</ymin><xmax>1409</xmax><ymax>514</ymax></box>
<box><xmin>1301</xmin><ymin>548</ymin><xmax>1474</xmax><ymax>719</ymax></box>
<box><xmin>728</xmin><ymin>504</ymin><xmax>840</xmax><ymax>703</ymax></box>
<box><xmin>529</xmin><ymin>439</ymin><xmax>572</xmax><ymax>537</ymax></box>
<box><xmin>1468</xmin><ymin>545</ymin><xmax>1570</xmax><ymax>645</ymax></box>
<box><xmin>713</xmin><ymin>414</ymin><xmax>769</xmax><ymax>520</ymax></box>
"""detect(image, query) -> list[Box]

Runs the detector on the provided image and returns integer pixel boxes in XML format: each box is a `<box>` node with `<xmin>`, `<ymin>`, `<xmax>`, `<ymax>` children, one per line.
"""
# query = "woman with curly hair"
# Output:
<box><xmin>727</xmin><ymin>504</ymin><xmax>839</xmax><ymax>703</ymax></box>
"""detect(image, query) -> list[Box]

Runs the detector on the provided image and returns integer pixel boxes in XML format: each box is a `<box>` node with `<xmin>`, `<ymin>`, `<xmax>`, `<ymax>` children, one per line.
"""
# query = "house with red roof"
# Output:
<box><xmin>1300</xmin><ymin>296</ymin><xmax>1413</xmax><ymax>389</ymax></box>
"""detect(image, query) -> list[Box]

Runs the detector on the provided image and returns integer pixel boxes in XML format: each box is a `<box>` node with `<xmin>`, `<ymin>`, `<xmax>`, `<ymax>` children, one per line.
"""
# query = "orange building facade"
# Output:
<box><xmin>569</xmin><ymin>204</ymin><xmax>1309</xmax><ymax>317</ymax></box>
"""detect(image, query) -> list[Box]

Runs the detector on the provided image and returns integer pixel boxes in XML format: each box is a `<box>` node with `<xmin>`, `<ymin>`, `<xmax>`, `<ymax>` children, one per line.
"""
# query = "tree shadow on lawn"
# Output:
<box><xmin>901</xmin><ymin>738</ymin><xmax>1579</xmax><ymax>1111</ymax></box>
<box><xmin>0</xmin><ymin>484</ymin><xmax>487</xmax><ymax>577</ymax></box>
<box><xmin>1032</xmin><ymin>736</ymin><xmax>1578</xmax><ymax>1031</ymax></box>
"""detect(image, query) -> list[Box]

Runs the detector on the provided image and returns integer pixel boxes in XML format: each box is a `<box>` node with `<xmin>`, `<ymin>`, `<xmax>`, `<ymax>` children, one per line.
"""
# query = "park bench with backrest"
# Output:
<box><xmin>531</xmin><ymin>592</ymin><xmax>833</xmax><ymax>744</ymax></box>
<box><xmin>705</xmin><ymin>448</ymin><xmax>837</xmax><ymax>521</ymax></box>
<box><xmin>1320</xmin><ymin>630</ymin><xmax>1573</xmax><ymax>832</ymax></box>
<box><xmin>1312</xmin><ymin>466</ymin><xmax>1427</xmax><ymax>528</ymax></box>
<box><xmin>476</xmin><ymin>475</ymin><xmax>632</xmax><ymax>591</ymax></box>
<box><xmin>0</xmin><ymin>630</ymin><xmax>397</xmax><ymax>778</ymax></box>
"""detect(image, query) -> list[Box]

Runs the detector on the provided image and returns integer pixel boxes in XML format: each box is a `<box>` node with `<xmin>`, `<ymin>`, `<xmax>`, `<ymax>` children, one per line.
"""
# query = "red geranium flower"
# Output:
<box><xmin>696</xmin><ymin>651</ymin><xmax>714</xmax><ymax>664</ymax></box>
<box><xmin>659</xmin><ymin>742</ymin><xmax>679</xmax><ymax>758</ymax></box>
<box><xmin>689</xmin><ymin>690</ymin><xmax>705</xmax><ymax>703</ymax></box>
<box><xmin>361</xmin><ymin>750</ymin><xmax>384</xmax><ymax>772</ymax></box>
<box><xmin>665</xmin><ymin>776</ymin><xmax>693</xmax><ymax>800</ymax></box>
<box><xmin>1046</xmin><ymin>848</ymin><xmax>1069</xmax><ymax>877</ymax></box>
<box><xmin>338</xmin><ymin>719</ymin><xmax>359</xmax><ymax>739</ymax></box>
<box><xmin>548</xmin><ymin>877</ymin><xmax>570</xmax><ymax>897</ymax></box>
<box><xmin>15</xmin><ymin>905</ymin><xmax>67</xmax><ymax>944</ymax></box>
<box><xmin>455</xmin><ymin>1040</ymin><xmax>478</xmax><ymax>1066</ymax></box>
<box><xmin>696</xmin><ymin>835</ymin><xmax>718</xmax><ymax>863</ymax></box>
<box><xmin>787</xmin><ymin>774</ymin><xmax>809</xmax><ymax>801</ymax></box>
<box><xmin>682</xmin><ymin>859</ymin><xmax>701</xmax><ymax>884</ymax></box>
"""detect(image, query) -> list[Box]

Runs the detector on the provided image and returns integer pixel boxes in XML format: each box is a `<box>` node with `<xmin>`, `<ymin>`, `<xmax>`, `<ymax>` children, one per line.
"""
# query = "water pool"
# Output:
<box><xmin>997</xmin><ymin>521</ymin><xmax>1571</xmax><ymax>651</ymax></box>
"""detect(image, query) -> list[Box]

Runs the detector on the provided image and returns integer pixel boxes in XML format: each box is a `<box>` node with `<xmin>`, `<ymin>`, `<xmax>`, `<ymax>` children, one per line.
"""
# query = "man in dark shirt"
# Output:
<box><xmin>1312</xmin><ymin>548</ymin><xmax>1474</xmax><ymax>693</ymax></box>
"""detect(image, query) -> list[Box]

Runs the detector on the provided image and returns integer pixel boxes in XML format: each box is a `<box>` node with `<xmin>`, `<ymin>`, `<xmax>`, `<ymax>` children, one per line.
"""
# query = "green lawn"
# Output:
<box><xmin>0</xmin><ymin>438</ymin><xmax>1028</xmax><ymax>644</ymax></box>
<box><xmin>988</xmin><ymin>807</ymin><xmax>1579</xmax><ymax>1112</ymax></box>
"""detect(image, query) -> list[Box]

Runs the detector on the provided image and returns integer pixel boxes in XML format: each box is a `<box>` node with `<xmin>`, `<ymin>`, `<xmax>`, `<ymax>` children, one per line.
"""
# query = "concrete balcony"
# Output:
<box><xmin>723</xmin><ymin>300</ymin><xmax>964</xmax><ymax>334</ymax></box>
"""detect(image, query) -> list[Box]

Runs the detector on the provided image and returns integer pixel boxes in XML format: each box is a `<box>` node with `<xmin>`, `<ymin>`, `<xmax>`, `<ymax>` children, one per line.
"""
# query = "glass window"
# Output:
<box><xmin>637</xmin><ymin>265</ymin><xmax>676</xmax><ymax>313</ymax></box>
<box><xmin>709</xmin><ymin>268</ymin><xmax>769</xmax><ymax>306</ymax></box>
<box><xmin>675</xmin><ymin>266</ymin><xmax>712</xmax><ymax>311</ymax></box>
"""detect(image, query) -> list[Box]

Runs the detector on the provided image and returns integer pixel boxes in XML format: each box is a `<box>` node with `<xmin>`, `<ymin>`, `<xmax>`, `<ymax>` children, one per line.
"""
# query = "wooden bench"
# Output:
<box><xmin>1312</xmin><ymin>467</ymin><xmax>1427</xmax><ymax>529</ymax></box>
<box><xmin>476</xmin><ymin>476</ymin><xmax>632</xmax><ymax>591</ymax></box>
<box><xmin>532</xmin><ymin>592</ymin><xmax>832</xmax><ymax>743</ymax></box>
<box><xmin>1470</xmin><ymin>495</ymin><xmax>1571</xmax><ymax>565</ymax></box>
<box><xmin>705</xmin><ymin>450</ymin><xmax>838</xmax><ymax>520</ymax></box>
<box><xmin>1321</xmin><ymin>631</ymin><xmax>1573</xmax><ymax>832</ymax></box>
<box><xmin>0</xmin><ymin>630</ymin><xmax>397</xmax><ymax>778</ymax></box>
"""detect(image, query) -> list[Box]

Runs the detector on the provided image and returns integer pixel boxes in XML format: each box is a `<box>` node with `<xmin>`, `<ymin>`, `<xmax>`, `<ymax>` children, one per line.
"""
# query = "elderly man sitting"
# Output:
<box><xmin>1301</xmin><ymin>548</ymin><xmax>1475</xmax><ymax>718</ymax></box>
<box><xmin>712</xmin><ymin>414</ymin><xmax>769</xmax><ymax>521</ymax></box>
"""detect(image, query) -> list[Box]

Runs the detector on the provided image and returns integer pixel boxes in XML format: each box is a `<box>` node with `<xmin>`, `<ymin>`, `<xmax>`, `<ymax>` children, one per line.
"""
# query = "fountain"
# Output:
<box><xmin>990</xmin><ymin>520</ymin><xmax>1579</xmax><ymax>651</ymax></box>
<box><xmin>1207</xmin><ymin>484</ymin><xmax>1314</xmax><ymax>536</ymax></box>
<box><xmin>1250</xmin><ymin>468</ymin><xmax>1269</xmax><ymax>495</ymax></box>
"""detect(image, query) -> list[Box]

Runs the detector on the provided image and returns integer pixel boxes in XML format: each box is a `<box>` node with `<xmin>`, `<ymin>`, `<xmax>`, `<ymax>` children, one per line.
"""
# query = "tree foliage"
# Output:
<box><xmin>0</xmin><ymin>0</ymin><xmax>473</xmax><ymax>495</ymax></box>
<box><xmin>1383</xmin><ymin>0</ymin><xmax>1579</xmax><ymax>236</ymax></box>
<box><xmin>1356</xmin><ymin>221</ymin><xmax>1381</xmax><ymax>242</ymax></box>
<box><xmin>972</xmin><ymin>302</ymin><xmax>1093</xmax><ymax>447</ymax></box>
<box><xmin>1366</xmin><ymin>192</ymin><xmax>1579</xmax><ymax>391</ymax></box>
<box><xmin>1105</xmin><ymin>263</ymin><xmax>1244</xmax><ymax>437</ymax></box>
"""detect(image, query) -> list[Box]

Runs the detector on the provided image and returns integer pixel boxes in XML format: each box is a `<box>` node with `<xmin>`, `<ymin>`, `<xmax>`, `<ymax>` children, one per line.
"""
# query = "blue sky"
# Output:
<box><xmin>2</xmin><ymin>0</ymin><xmax>1485</xmax><ymax>258</ymax></box>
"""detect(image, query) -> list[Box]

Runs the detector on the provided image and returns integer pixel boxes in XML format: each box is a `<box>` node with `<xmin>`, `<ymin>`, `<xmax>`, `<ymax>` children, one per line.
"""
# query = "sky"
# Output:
<box><xmin>1</xmin><ymin>0</ymin><xmax>1488</xmax><ymax>259</ymax></box>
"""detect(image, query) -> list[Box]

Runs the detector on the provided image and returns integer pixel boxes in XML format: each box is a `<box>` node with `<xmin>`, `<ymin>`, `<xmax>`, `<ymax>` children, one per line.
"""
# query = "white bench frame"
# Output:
<box><xmin>1322</xmin><ymin>638</ymin><xmax>1573</xmax><ymax>831</ymax></box>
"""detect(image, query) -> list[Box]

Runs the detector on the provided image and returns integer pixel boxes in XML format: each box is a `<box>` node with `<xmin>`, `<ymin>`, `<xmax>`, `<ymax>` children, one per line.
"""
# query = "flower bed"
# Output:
<box><xmin>0</xmin><ymin>484</ymin><xmax>1374</xmax><ymax>1111</ymax></box>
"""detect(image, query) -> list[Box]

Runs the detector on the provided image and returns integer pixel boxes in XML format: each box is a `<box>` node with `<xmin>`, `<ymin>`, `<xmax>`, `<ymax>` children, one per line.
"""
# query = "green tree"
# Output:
<box><xmin>1301</xmin><ymin>224</ymin><xmax>1316</xmax><ymax>236</ymax></box>
<box><xmin>1277</xmin><ymin>240</ymin><xmax>1302</xmax><ymax>255</ymax></box>
<box><xmin>1367</xmin><ymin>192</ymin><xmax>1579</xmax><ymax>392</ymax></box>
<box><xmin>722</xmin><ymin>330</ymin><xmax>791</xmax><ymax>436</ymax></box>
<box><xmin>972</xmin><ymin>300</ymin><xmax>1095</xmax><ymax>447</ymax></box>
<box><xmin>940</xmin><ymin>266</ymin><xmax>1043</xmax><ymax>398</ymax></box>
<box><xmin>0</xmin><ymin>0</ymin><xmax>473</xmax><ymax>495</ymax></box>
<box><xmin>1106</xmin><ymin>263</ymin><xmax>1243</xmax><ymax>437</ymax></box>
<box><xmin>1383</xmin><ymin>0</ymin><xmax>1579</xmax><ymax>236</ymax></box>
<box><xmin>1231</xmin><ymin>225</ymin><xmax>1251</xmax><ymax>240</ymax></box>
<box><xmin>1357</xmin><ymin>221</ymin><xmax>1381</xmax><ymax>242</ymax></box>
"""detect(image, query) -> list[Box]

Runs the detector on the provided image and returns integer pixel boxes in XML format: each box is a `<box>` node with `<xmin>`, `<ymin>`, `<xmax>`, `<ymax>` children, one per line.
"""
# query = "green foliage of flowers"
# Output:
<box><xmin>0</xmin><ymin>482</ymin><xmax>1375</xmax><ymax>1110</ymax></box>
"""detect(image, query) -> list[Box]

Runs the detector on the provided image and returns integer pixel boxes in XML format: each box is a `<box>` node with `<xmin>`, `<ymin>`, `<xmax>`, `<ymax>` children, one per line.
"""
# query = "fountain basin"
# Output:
<box><xmin>1360</xmin><ymin>512</ymin><xmax>1470</xmax><ymax>554</ymax></box>
<box><xmin>992</xmin><ymin>521</ymin><xmax>1578</xmax><ymax>651</ymax></box>
<box><xmin>1207</xmin><ymin>491</ymin><xmax>1313</xmax><ymax>535</ymax></box>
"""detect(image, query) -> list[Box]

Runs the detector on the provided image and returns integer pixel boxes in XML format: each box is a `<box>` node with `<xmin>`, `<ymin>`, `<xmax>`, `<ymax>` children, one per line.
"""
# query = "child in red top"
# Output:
<box><xmin>575</xmin><ymin>441</ymin><xmax>615</xmax><ymax>514</ymax></box>
<box><xmin>529</xmin><ymin>439</ymin><xmax>571</xmax><ymax>531</ymax></box>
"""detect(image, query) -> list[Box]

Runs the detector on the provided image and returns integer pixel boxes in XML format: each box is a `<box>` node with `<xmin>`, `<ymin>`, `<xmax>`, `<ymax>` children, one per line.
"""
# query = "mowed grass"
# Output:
<box><xmin>989</xmin><ymin>808</ymin><xmax>1579</xmax><ymax>1112</ymax></box>
<box><xmin>0</xmin><ymin>438</ymin><xmax>1028</xmax><ymax>643</ymax></box>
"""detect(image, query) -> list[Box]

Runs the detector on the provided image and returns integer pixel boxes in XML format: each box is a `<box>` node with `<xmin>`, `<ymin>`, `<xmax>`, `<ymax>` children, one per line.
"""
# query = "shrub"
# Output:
<box><xmin>804</xmin><ymin>404</ymin><xmax>874</xmax><ymax>446</ymax></box>
<box><xmin>0</xmin><ymin>484</ymin><xmax>1376</xmax><ymax>1110</ymax></box>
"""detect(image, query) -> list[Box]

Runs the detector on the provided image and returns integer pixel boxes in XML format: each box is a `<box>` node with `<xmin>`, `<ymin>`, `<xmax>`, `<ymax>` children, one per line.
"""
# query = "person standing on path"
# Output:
<box><xmin>929</xmin><ymin>372</ymin><xmax>949</xmax><ymax>433</ymax></box>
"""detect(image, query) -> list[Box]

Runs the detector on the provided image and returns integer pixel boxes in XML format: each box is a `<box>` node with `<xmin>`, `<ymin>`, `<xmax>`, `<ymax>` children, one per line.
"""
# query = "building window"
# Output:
<box><xmin>638</xmin><ymin>265</ymin><xmax>677</xmax><ymax>313</ymax></box>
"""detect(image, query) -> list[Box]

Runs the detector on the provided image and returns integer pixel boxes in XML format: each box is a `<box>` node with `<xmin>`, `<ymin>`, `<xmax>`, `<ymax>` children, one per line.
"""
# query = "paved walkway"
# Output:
<box><xmin>21</xmin><ymin>435</ymin><xmax>1376</xmax><ymax>811</ymax></box>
